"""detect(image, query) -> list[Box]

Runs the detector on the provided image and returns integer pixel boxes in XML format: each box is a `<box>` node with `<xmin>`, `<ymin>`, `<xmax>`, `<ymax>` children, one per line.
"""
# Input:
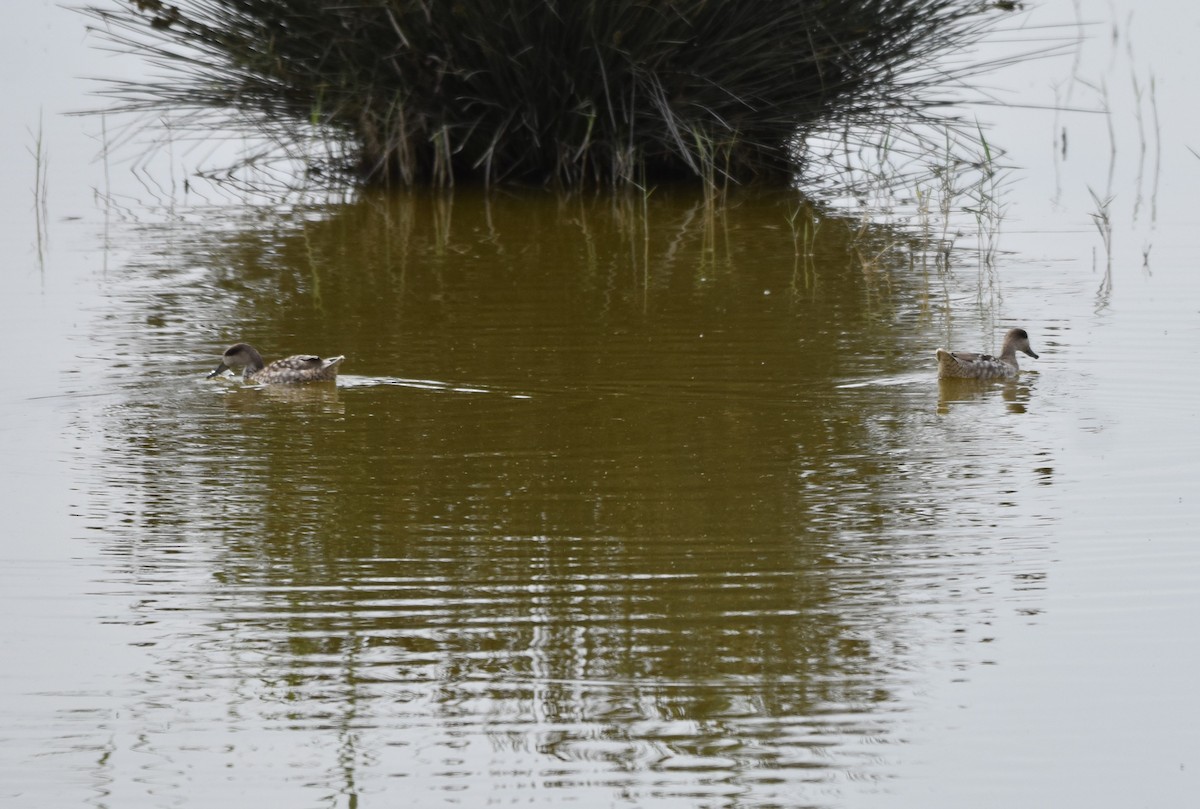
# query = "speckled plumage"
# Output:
<box><xmin>207</xmin><ymin>343</ymin><xmax>345</xmax><ymax>384</ymax></box>
<box><xmin>936</xmin><ymin>328</ymin><xmax>1038</xmax><ymax>380</ymax></box>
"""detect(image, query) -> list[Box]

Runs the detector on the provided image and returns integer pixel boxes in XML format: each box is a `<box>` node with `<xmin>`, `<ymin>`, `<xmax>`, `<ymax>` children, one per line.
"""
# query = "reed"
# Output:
<box><xmin>29</xmin><ymin>113</ymin><xmax>49</xmax><ymax>265</ymax></box>
<box><xmin>80</xmin><ymin>0</ymin><xmax>1031</xmax><ymax>189</ymax></box>
<box><xmin>1088</xmin><ymin>185</ymin><xmax>1114</xmax><ymax>310</ymax></box>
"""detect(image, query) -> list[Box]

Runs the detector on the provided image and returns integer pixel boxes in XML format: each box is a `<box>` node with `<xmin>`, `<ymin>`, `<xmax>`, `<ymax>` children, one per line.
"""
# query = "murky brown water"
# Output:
<box><xmin>5</xmin><ymin>3</ymin><xmax>1200</xmax><ymax>808</ymax></box>
<box><xmin>0</xmin><ymin>183</ymin><xmax>1188</xmax><ymax>807</ymax></box>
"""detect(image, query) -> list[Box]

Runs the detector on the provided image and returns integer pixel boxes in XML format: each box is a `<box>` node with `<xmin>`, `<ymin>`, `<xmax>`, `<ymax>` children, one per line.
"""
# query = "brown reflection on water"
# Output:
<box><xmin>937</xmin><ymin>376</ymin><xmax>1037</xmax><ymax>415</ymax></box>
<box><xmin>70</xmin><ymin>190</ymin><xmax>1052</xmax><ymax>804</ymax></box>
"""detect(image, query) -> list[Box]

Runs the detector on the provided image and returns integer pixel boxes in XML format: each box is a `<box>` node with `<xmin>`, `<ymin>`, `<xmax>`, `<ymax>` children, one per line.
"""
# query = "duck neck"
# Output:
<box><xmin>239</xmin><ymin>347</ymin><xmax>266</xmax><ymax>378</ymax></box>
<box><xmin>243</xmin><ymin>347</ymin><xmax>266</xmax><ymax>372</ymax></box>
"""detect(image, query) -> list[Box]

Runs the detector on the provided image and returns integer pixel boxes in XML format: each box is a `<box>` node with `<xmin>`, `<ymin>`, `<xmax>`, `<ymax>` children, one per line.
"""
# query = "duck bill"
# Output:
<box><xmin>1026</xmin><ymin>349</ymin><xmax>1039</xmax><ymax>359</ymax></box>
<box><xmin>207</xmin><ymin>361</ymin><xmax>230</xmax><ymax>379</ymax></box>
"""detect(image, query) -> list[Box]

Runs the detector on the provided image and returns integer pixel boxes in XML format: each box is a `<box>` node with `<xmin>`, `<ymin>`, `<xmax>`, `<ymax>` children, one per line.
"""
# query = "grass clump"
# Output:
<box><xmin>81</xmin><ymin>0</ymin><xmax>1027</xmax><ymax>189</ymax></box>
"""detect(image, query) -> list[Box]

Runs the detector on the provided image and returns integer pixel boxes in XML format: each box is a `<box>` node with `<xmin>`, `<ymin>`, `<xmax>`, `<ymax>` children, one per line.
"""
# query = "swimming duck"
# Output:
<box><xmin>936</xmin><ymin>328</ymin><xmax>1038</xmax><ymax>379</ymax></box>
<box><xmin>207</xmin><ymin>343</ymin><xmax>345</xmax><ymax>384</ymax></box>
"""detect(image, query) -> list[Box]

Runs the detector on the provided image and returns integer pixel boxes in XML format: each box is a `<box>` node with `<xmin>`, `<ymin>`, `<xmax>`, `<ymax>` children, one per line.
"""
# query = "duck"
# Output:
<box><xmin>935</xmin><ymin>328</ymin><xmax>1038</xmax><ymax>379</ymax></box>
<box><xmin>207</xmin><ymin>343</ymin><xmax>345</xmax><ymax>384</ymax></box>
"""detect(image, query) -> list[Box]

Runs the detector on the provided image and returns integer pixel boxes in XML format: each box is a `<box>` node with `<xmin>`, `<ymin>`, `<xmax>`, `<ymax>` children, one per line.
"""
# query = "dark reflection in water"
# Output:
<box><xmin>69</xmin><ymin>190</ymin><xmax>1053</xmax><ymax>806</ymax></box>
<box><xmin>937</xmin><ymin>375</ymin><xmax>1037</xmax><ymax>414</ymax></box>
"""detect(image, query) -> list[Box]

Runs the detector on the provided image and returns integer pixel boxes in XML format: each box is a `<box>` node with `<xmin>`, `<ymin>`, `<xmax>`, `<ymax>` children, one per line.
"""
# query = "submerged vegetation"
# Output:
<box><xmin>81</xmin><ymin>0</ymin><xmax>1032</xmax><ymax>190</ymax></box>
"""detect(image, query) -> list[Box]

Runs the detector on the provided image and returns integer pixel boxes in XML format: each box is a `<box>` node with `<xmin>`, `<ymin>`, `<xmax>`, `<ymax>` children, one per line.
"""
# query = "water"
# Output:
<box><xmin>4</xmin><ymin>2</ymin><xmax>1200</xmax><ymax>807</ymax></box>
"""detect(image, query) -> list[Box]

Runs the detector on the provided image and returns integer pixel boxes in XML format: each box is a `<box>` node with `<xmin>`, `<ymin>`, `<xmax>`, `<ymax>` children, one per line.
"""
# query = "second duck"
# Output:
<box><xmin>207</xmin><ymin>343</ymin><xmax>345</xmax><ymax>384</ymax></box>
<box><xmin>935</xmin><ymin>328</ymin><xmax>1038</xmax><ymax>380</ymax></box>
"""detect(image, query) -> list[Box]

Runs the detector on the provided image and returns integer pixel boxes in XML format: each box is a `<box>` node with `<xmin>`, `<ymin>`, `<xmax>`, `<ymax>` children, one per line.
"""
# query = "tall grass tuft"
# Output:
<box><xmin>80</xmin><ymin>0</ymin><xmax>1031</xmax><ymax>189</ymax></box>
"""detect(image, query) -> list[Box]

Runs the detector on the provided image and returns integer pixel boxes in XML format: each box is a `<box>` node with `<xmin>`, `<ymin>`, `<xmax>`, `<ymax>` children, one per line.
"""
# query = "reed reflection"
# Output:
<box><xmin>72</xmin><ymin>189</ymin><xmax>1046</xmax><ymax>801</ymax></box>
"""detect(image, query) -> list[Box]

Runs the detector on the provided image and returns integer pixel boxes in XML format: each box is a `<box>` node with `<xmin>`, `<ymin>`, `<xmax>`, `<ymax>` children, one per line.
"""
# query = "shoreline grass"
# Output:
<box><xmin>79</xmin><ymin>1</ymin><xmax>1046</xmax><ymax>191</ymax></box>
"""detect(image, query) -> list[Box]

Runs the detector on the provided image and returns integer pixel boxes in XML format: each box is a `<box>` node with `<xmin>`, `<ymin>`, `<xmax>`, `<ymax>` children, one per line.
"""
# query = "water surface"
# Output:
<box><xmin>3</xmin><ymin>2</ymin><xmax>1200</xmax><ymax>807</ymax></box>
